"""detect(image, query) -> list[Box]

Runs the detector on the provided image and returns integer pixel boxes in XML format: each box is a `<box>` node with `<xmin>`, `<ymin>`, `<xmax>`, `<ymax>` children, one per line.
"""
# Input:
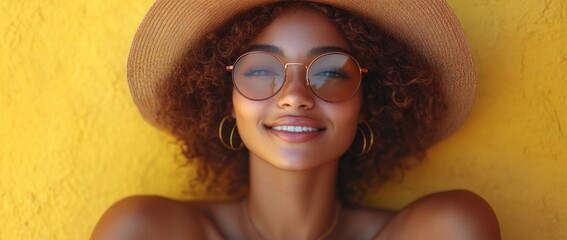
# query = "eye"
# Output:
<box><xmin>243</xmin><ymin>68</ymin><xmax>280</xmax><ymax>77</ymax></box>
<box><xmin>313</xmin><ymin>68</ymin><xmax>348</xmax><ymax>79</ymax></box>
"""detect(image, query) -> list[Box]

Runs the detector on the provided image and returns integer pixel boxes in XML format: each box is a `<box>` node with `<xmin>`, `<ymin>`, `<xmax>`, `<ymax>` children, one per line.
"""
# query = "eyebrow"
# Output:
<box><xmin>245</xmin><ymin>44</ymin><xmax>284</xmax><ymax>55</ymax></box>
<box><xmin>244</xmin><ymin>44</ymin><xmax>352</xmax><ymax>57</ymax></box>
<box><xmin>309</xmin><ymin>46</ymin><xmax>351</xmax><ymax>56</ymax></box>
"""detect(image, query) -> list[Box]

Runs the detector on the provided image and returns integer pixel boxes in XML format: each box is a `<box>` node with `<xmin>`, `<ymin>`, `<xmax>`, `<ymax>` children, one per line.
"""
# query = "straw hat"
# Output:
<box><xmin>127</xmin><ymin>0</ymin><xmax>475</xmax><ymax>142</ymax></box>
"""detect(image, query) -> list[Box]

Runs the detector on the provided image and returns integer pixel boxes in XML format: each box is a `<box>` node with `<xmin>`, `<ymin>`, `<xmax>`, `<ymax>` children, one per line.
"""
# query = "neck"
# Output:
<box><xmin>244</xmin><ymin>154</ymin><xmax>340</xmax><ymax>239</ymax></box>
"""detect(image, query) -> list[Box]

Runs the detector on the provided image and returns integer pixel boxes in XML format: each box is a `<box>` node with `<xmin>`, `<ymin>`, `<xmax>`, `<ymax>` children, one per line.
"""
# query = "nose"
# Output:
<box><xmin>276</xmin><ymin>64</ymin><xmax>315</xmax><ymax>110</ymax></box>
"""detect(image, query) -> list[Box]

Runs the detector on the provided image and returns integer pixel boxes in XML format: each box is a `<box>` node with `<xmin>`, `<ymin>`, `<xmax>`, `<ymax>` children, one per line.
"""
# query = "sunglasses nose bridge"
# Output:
<box><xmin>283</xmin><ymin>62</ymin><xmax>309</xmax><ymax>84</ymax></box>
<box><xmin>277</xmin><ymin>62</ymin><xmax>316</xmax><ymax>109</ymax></box>
<box><xmin>279</xmin><ymin>62</ymin><xmax>314</xmax><ymax>98</ymax></box>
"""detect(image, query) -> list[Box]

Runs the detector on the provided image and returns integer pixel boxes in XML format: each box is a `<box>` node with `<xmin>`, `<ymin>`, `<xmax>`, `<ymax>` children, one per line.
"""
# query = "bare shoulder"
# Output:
<box><xmin>375</xmin><ymin>190</ymin><xmax>501</xmax><ymax>240</ymax></box>
<box><xmin>90</xmin><ymin>195</ymin><xmax>223</xmax><ymax>240</ymax></box>
<box><xmin>337</xmin><ymin>205</ymin><xmax>394</xmax><ymax>239</ymax></box>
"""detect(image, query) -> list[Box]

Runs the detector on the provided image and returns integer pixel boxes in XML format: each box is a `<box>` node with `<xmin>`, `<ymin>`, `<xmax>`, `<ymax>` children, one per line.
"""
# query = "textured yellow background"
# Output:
<box><xmin>1</xmin><ymin>0</ymin><xmax>565</xmax><ymax>239</ymax></box>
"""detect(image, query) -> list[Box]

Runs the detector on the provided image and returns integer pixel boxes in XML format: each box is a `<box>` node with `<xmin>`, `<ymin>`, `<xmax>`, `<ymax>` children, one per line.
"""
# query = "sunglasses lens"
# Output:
<box><xmin>232</xmin><ymin>52</ymin><xmax>285</xmax><ymax>100</ymax></box>
<box><xmin>308</xmin><ymin>53</ymin><xmax>362</xmax><ymax>102</ymax></box>
<box><xmin>231</xmin><ymin>52</ymin><xmax>362</xmax><ymax>102</ymax></box>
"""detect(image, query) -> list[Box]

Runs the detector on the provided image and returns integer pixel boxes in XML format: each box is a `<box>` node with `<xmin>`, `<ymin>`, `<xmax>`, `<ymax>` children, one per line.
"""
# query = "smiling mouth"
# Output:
<box><xmin>271</xmin><ymin>125</ymin><xmax>321</xmax><ymax>132</ymax></box>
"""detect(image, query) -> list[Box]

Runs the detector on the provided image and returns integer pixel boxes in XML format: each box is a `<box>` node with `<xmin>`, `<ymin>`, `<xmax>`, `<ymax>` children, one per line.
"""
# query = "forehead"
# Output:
<box><xmin>249</xmin><ymin>6</ymin><xmax>351</xmax><ymax>60</ymax></box>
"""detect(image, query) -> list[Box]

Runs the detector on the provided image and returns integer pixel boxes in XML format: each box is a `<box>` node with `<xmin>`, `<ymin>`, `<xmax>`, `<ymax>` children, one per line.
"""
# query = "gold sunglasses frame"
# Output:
<box><xmin>226</xmin><ymin>51</ymin><xmax>368</xmax><ymax>102</ymax></box>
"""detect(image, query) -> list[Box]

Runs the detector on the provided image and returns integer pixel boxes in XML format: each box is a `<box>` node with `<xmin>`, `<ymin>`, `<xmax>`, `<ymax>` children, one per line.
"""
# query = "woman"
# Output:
<box><xmin>92</xmin><ymin>1</ymin><xmax>500</xmax><ymax>239</ymax></box>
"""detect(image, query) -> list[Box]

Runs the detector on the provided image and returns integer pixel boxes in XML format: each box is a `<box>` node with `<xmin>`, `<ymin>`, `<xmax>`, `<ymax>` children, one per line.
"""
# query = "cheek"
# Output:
<box><xmin>232</xmin><ymin>89</ymin><xmax>257</xmax><ymax>113</ymax></box>
<box><xmin>233</xmin><ymin>91</ymin><xmax>255</xmax><ymax>123</ymax></box>
<box><xmin>338</xmin><ymin>92</ymin><xmax>363</xmax><ymax>125</ymax></box>
<box><xmin>232</xmin><ymin>90</ymin><xmax>264</xmax><ymax>144</ymax></box>
<box><xmin>326</xmin><ymin>93</ymin><xmax>363</xmax><ymax>146</ymax></box>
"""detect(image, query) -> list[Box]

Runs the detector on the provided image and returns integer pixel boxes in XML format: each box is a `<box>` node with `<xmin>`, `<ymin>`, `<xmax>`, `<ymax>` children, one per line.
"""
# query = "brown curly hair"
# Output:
<box><xmin>163</xmin><ymin>2</ymin><xmax>446</xmax><ymax>204</ymax></box>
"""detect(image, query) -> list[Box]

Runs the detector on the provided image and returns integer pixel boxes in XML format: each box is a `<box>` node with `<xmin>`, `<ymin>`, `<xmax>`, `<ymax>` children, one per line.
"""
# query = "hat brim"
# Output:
<box><xmin>127</xmin><ymin>0</ymin><xmax>475</xmax><ymax>142</ymax></box>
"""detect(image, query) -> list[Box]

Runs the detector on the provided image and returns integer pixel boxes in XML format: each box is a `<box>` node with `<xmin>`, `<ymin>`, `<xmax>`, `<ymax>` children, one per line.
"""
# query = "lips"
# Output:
<box><xmin>265</xmin><ymin>117</ymin><xmax>325</xmax><ymax>143</ymax></box>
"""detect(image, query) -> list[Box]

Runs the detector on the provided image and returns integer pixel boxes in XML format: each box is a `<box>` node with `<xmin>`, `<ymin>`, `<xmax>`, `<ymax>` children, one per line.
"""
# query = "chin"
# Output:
<box><xmin>262</xmin><ymin>150</ymin><xmax>339</xmax><ymax>171</ymax></box>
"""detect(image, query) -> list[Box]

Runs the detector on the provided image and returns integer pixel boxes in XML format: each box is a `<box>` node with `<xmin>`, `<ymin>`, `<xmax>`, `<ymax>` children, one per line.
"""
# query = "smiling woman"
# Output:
<box><xmin>91</xmin><ymin>1</ymin><xmax>500</xmax><ymax>239</ymax></box>
<box><xmin>232</xmin><ymin>8</ymin><xmax>363</xmax><ymax>173</ymax></box>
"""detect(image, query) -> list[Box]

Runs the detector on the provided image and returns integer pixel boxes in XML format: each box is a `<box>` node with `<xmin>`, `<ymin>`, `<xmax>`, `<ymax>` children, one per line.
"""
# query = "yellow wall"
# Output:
<box><xmin>1</xmin><ymin>0</ymin><xmax>565</xmax><ymax>239</ymax></box>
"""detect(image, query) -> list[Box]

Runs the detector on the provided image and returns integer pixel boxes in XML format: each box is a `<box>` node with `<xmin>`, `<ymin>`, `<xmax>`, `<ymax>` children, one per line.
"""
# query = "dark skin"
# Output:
<box><xmin>92</xmin><ymin>7</ymin><xmax>500</xmax><ymax>240</ymax></box>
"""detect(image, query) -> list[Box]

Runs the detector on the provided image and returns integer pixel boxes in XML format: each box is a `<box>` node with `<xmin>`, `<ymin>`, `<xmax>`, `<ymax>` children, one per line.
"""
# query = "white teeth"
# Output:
<box><xmin>272</xmin><ymin>126</ymin><xmax>319</xmax><ymax>132</ymax></box>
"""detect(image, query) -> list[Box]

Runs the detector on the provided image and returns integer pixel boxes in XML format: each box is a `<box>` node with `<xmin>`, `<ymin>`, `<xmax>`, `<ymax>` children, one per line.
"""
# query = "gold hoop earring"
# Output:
<box><xmin>218</xmin><ymin>115</ymin><xmax>244</xmax><ymax>151</ymax></box>
<box><xmin>348</xmin><ymin>121</ymin><xmax>374</xmax><ymax>156</ymax></box>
